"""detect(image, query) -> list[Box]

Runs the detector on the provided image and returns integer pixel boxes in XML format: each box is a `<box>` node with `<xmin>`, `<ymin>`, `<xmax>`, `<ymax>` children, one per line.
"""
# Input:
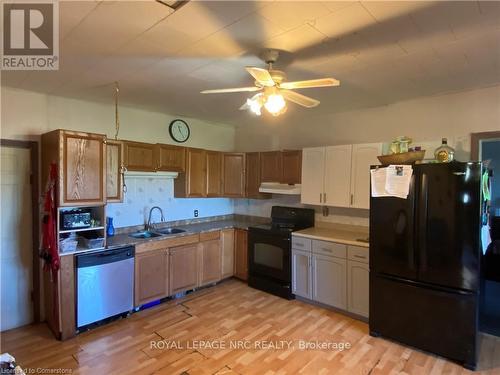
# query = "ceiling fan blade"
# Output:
<box><xmin>280</xmin><ymin>78</ymin><xmax>340</xmax><ymax>90</ymax></box>
<box><xmin>201</xmin><ymin>87</ymin><xmax>261</xmax><ymax>94</ymax></box>
<box><xmin>282</xmin><ymin>90</ymin><xmax>320</xmax><ymax>108</ymax></box>
<box><xmin>245</xmin><ymin>67</ymin><xmax>275</xmax><ymax>87</ymax></box>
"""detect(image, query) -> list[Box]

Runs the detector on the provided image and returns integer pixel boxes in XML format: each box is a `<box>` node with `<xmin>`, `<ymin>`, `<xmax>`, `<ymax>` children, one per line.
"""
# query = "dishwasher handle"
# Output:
<box><xmin>76</xmin><ymin>246</ymin><xmax>135</xmax><ymax>268</ymax></box>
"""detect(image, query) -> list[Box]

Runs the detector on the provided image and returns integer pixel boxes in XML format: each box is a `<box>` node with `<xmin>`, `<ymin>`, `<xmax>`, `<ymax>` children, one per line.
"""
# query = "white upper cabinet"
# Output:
<box><xmin>350</xmin><ymin>143</ymin><xmax>382</xmax><ymax>209</ymax></box>
<box><xmin>301</xmin><ymin>143</ymin><xmax>382</xmax><ymax>209</ymax></box>
<box><xmin>324</xmin><ymin>145</ymin><xmax>352</xmax><ymax>207</ymax></box>
<box><xmin>301</xmin><ymin>147</ymin><xmax>325</xmax><ymax>205</ymax></box>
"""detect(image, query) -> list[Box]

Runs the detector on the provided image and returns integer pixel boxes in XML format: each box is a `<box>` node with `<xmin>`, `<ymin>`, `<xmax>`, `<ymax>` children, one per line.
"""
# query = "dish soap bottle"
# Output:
<box><xmin>434</xmin><ymin>138</ymin><xmax>455</xmax><ymax>162</ymax></box>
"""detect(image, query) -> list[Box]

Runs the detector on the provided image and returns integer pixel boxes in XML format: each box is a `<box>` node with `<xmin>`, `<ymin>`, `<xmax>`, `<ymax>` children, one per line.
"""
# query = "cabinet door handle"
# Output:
<box><xmin>322</xmin><ymin>247</ymin><xmax>332</xmax><ymax>253</ymax></box>
<box><xmin>350</xmin><ymin>194</ymin><xmax>354</xmax><ymax>205</ymax></box>
<box><xmin>354</xmin><ymin>254</ymin><xmax>366</xmax><ymax>259</ymax></box>
<box><xmin>323</xmin><ymin>193</ymin><xmax>326</xmax><ymax>203</ymax></box>
<box><xmin>319</xmin><ymin>193</ymin><xmax>322</xmax><ymax>203</ymax></box>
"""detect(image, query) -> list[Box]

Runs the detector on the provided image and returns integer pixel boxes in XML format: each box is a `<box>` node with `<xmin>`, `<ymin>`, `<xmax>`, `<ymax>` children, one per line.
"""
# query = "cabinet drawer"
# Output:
<box><xmin>312</xmin><ymin>240</ymin><xmax>346</xmax><ymax>258</ymax></box>
<box><xmin>347</xmin><ymin>246</ymin><xmax>369</xmax><ymax>264</ymax></box>
<box><xmin>292</xmin><ymin>236</ymin><xmax>311</xmax><ymax>251</ymax></box>
<box><xmin>200</xmin><ymin>230</ymin><xmax>220</xmax><ymax>242</ymax></box>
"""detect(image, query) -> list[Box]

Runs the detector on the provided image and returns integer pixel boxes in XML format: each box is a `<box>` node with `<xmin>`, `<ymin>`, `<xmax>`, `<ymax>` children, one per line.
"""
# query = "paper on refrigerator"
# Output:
<box><xmin>370</xmin><ymin>165</ymin><xmax>413</xmax><ymax>199</ymax></box>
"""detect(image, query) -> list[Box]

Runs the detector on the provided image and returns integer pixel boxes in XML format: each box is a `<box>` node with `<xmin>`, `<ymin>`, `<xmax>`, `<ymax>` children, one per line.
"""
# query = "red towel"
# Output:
<box><xmin>41</xmin><ymin>162</ymin><xmax>59</xmax><ymax>280</ymax></box>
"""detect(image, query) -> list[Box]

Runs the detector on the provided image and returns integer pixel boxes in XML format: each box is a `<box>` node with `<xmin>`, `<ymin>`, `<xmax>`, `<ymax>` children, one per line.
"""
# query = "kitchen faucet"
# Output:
<box><xmin>146</xmin><ymin>206</ymin><xmax>165</xmax><ymax>231</ymax></box>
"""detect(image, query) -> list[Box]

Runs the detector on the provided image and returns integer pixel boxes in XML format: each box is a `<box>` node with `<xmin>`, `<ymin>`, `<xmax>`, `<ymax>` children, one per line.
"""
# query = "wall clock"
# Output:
<box><xmin>169</xmin><ymin>119</ymin><xmax>190</xmax><ymax>143</ymax></box>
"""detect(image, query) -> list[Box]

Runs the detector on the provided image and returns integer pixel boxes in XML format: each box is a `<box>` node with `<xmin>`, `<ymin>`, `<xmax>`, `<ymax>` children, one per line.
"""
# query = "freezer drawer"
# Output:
<box><xmin>370</xmin><ymin>274</ymin><xmax>478</xmax><ymax>369</ymax></box>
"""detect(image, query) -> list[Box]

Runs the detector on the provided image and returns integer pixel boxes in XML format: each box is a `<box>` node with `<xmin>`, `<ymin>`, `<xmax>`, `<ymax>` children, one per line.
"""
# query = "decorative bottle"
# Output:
<box><xmin>434</xmin><ymin>138</ymin><xmax>455</xmax><ymax>163</ymax></box>
<box><xmin>106</xmin><ymin>217</ymin><xmax>115</xmax><ymax>237</ymax></box>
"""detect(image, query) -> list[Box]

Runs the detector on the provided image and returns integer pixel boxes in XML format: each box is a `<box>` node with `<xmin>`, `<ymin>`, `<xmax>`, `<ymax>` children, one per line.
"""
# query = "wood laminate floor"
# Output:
<box><xmin>2</xmin><ymin>279</ymin><xmax>500</xmax><ymax>375</ymax></box>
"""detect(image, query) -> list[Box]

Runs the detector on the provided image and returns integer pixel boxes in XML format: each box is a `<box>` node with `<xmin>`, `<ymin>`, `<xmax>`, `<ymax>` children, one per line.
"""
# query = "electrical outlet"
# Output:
<box><xmin>194</xmin><ymin>209</ymin><xmax>199</xmax><ymax>218</ymax></box>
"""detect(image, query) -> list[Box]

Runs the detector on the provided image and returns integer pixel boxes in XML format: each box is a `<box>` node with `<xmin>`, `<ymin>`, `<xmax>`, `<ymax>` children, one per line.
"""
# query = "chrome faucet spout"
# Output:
<box><xmin>147</xmin><ymin>206</ymin><xmax>165</xmax><ymax>231</ymax></box>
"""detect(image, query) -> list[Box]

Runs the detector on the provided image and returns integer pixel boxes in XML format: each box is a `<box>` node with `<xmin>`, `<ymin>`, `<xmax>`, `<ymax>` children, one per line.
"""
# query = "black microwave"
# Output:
<box><xmin>60</xmin><ymin>209</ymin><xmax>92</xmax><ymax>230</ymax></box>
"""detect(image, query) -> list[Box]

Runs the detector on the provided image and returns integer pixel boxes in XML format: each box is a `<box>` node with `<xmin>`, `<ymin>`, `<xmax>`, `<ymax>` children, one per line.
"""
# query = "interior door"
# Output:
<box><xmin>416</xmin><ymin>163</ymin><xmax>481</xmax><ymax>292</ymax></box>
<box><xmin>0</xmin><ymin>146</ymin><xmax>33</xmax><ymax>331</ymax></box>
<box><xmin>370</xmin><ymin>172</ymin><xmax>417</xmax><ymax>281</ymax></box>
<box><xmin>301</xmin><ymin>147</ymin><xmax>325</xmax><ymax>205</ymax></box>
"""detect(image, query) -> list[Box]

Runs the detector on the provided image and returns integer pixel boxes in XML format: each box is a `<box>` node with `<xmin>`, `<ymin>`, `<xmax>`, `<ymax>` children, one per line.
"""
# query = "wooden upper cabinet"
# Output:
<box><xmin>106</xmin><ymin>140</ymin><xmax>123</xmax><ymax>203</ymax></box>
<box><xmin>174</xmin><ymin>148</ymin><xmax>206</xmax><ymax>197</ymax></box>
<box><xmin>260</xmin><ymin>151</ymin><xmax>283</xmax><ymax>183</ymax></box>
<box><xmin>123</xmin><ymin>140</ymin><xmax>156</xmax><ymax>172</ymax></box>
<box><xmin>206</xmin><ymin>151</ymin><xmax>222</xmax><ymax>197</ymax></box>
<box><xmin>42</xmin><ymin>130</ymin><xmax>106</xmax><ymax>206</ymax></box>
<box><xmin>222</xmin><ymin>153</ymin><xmax>245</xmax><ymax>198</ymax></box>
<box><xmin>157</xmin><ymin>144</ymin><xmax>186</xmax><ymax>172</ymax></box>
<box><xmin>281</xmin><ymin>150</ymin><xmax>302</xmax><ymax>185</ymax></box>
<box><xmin>245</xmin><ymin>152</ymin><xmax>270</xmax><ymax>199</ymax></box>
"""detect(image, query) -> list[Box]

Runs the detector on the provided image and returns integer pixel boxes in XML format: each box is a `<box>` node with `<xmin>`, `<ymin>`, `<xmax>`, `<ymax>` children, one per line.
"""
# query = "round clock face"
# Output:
<box><xmin>169</xmin><ymin>119</ymin><xmax>190</xmax><ymax>143</ymax></box>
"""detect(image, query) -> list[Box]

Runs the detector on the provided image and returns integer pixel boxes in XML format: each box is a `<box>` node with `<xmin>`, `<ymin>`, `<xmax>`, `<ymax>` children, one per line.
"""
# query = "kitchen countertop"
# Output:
<box><xmin>293</xmin><ymin>224</ymin><xmax>369</xmax><ymax>248</ymax></box>
<box><xmin>105</xmin><ymin>217</ymin><xmax>269</xmax><ymax>250</ymax></box>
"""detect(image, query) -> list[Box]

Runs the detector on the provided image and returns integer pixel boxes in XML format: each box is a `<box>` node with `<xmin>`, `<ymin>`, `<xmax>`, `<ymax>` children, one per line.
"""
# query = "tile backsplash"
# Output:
<box><xmin>106</xmin><ymin>176</ymin><xmax>233</xmax><ymax>228</ymax></box>
<box><xmin>107</xmin><ymin>177</ymin><xmax>369</xmax><ymax>229</ymax></box>
<box><xmin>232</xmin><ymin>195</ymin><xmax>369</xmax><ymax>227</ymax></box>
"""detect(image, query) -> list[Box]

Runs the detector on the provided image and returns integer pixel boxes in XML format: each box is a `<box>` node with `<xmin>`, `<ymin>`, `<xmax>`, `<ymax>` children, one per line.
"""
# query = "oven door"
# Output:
<box><xmin>248</xmin><ymin>229</ymin><xmax>291</xmax><ymax>281</ymax></box>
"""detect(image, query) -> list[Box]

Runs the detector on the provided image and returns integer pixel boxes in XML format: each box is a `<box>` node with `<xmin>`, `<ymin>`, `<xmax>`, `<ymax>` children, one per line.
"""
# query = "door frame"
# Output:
<box><xmin>471</xmin><ymin>131</ymin><xmax>500</xmax><ymax>160</ymax></box>
<box><xmin>0</xmin><ymin>139</ymin><xmax>41</xmax><ymax>323</ymax></box>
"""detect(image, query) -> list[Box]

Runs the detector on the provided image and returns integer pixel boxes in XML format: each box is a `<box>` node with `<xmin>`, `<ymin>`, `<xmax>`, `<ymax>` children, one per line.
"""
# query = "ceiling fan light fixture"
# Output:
<box><xmin>264</xmin><ymin>93</ymin><xmax>286</xmax><ymax>116</ymax></box>
<box><xmin>247</xmin><ymin>94</ymin><xmax>263</xmax><ymax>116</ymax></box>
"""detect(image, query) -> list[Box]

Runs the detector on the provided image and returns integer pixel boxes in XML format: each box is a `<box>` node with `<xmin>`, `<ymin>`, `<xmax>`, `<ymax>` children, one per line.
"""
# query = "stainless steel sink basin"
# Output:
<box><xmin>129</xmin><ymin>231</ymin><xmax>162</xmax><ymax>239</ymax></box>
<box><xmin>155</xmin><ymin>227</ymin><xmax>186</xmax><ymax>235</ymax></box>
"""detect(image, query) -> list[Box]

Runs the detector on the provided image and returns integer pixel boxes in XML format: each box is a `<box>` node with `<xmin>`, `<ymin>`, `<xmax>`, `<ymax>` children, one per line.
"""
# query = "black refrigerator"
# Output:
<box><xmin>370</xmin><ymin>162</ymin><xmax>482</xmax><ymax>370</ymax></box>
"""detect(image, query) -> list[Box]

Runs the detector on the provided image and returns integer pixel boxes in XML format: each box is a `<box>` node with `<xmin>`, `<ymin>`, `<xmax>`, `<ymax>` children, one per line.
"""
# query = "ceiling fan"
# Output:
<box><xmin>200</xmin><ymin>50</ymin><xmax>340</xmax><ymax>116</ymax></box>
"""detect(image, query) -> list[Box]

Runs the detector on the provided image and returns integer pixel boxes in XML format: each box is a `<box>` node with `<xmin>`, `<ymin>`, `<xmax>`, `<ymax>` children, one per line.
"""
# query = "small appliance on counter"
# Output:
<box><xmin>248</xmin><ymin>206</ymin><xmax>315</xmax><ymax>299</ymax></box>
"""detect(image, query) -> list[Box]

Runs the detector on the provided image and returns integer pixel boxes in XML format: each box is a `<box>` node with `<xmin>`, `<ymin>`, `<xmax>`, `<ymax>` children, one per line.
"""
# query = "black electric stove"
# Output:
<box><xmin>248</xmin><ymin>206</ymin><xmax>315</xmax><ymax>299</ymax></box>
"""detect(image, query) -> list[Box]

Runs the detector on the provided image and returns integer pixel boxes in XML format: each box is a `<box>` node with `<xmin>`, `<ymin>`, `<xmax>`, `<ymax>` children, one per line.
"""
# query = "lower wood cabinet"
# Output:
<box><xmin>312</xmin><ymin>254</ymin><xmax>347</xmax><ymax>309</ymax></box>
<box><xmin>221</xmin><ymin>229</ymin><xmax>235</xmax><ymax>278</ymax></box>
<box><xmin>199</xmin><ymin>239</ymin><xmax>222</xmax><ymax>286</ymax></box>
<box><xmin>135</xmin><ymin>249</ymin><xmax>169</xmax><ymax>306</ymax></box>
<box><xmin>169</xmin><ymin>243</ymin><xmax>199</xmax><ymax>295</ymax></box>
<box><xmin>234</xmin><ymin>229</ymin><xmax>248</xmax><ymax>281</ymax></box>
<box><xmin>347</xmin><ymin>260</ymin><xmax>369</xmax><ymax>317</ymax></box>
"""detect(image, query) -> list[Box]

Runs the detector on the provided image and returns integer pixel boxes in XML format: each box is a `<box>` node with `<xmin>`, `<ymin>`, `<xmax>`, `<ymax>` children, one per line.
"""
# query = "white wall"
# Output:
<box><xmin>0</xmin><ymin>86</ymin><xmax>237</xmax><ymax>228</ymax></box>
<box><xmin>1</xmin><ymin>86</ymin><xmax>235</xmax><ymax>151</ymax></box>
<box><xmin>235</xmin><ymin>85</ymin><xmax>500</xmax><ymax>160</ymax></box>
<box><xmin>234</xmin><ymin>85</ymin><xmax>500</xmax><ymax>226</ymax></box>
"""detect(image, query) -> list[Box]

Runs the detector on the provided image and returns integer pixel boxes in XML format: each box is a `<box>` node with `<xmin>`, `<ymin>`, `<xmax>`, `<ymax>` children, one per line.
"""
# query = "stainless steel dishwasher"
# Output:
<box><xmin>76</xmin><ymin>246</ymin><xmax>135</xmax><ymax>328</ymax></box>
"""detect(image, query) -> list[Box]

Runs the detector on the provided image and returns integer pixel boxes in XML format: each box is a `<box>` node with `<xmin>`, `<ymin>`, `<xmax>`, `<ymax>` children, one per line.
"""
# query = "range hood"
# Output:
<box><xmin>124</xmin><ymin>171</ymin><xmax>178</xmax><ymax>179</ymax></box>
<box><xmin>259</xmin><ymin>182</ymin><xmax>301</xmax><ymax>195</ymax></box>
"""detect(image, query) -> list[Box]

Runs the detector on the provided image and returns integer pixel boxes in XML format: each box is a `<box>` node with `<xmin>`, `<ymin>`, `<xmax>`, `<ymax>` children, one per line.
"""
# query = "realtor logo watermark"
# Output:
<box><xmin>1</xmin><ymin>1</ymin><xmax>59</xmax><ymax>70</ymax></box>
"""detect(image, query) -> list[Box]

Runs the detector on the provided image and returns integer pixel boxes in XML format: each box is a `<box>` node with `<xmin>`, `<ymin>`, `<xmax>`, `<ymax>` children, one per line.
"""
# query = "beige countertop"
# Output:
<box><xmin>293</xmin><ymin>223</ymin><xmax>369</xmax><ymax>248</ymax></box>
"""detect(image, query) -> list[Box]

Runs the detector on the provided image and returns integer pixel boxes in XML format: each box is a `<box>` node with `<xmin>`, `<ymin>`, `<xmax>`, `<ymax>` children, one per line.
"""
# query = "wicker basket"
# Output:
<box><xmin>377</xmin><ymin>150</ymin><xmax>426</xmax><ymax>165</ymax></box>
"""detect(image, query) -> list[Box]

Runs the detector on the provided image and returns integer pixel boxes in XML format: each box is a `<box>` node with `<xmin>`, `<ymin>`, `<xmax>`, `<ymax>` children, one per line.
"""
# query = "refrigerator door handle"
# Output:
<box><xmin>418</xmin><ymin>173</ymin><xmax>429</xmax><ymax>272</ymax></box>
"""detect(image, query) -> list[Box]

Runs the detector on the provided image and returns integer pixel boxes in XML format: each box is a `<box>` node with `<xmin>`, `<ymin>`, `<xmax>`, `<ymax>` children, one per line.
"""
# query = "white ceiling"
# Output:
<box><xmin>2</xmin><ymin>1</ymin><xmax>500</xmax><ymax>127</ymax></box>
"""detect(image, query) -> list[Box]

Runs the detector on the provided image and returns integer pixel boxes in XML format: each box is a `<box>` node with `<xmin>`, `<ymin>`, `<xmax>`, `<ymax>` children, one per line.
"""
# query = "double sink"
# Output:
<box><xmin>129</xmin><ymin>227</ymin><xmax>186</xmax><ymax>239</ymax></box>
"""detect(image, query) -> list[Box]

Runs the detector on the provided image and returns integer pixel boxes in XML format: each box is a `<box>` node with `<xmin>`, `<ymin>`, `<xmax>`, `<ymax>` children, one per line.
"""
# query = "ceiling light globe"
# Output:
<box><xmin>264</xmin><ymin>94</ymin><xmax>286</xmax><ymax>116</ymax></box>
